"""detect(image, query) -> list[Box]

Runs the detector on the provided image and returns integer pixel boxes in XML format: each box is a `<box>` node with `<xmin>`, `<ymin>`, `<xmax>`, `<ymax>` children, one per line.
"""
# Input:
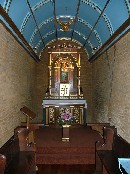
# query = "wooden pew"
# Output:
<box><xmin>87</xmin><ymin>123</ymin><xmax>110</xmax><ymax>135</ymax></box>
<box><xmin>95</xmin><ymin>127</ymin><xmax>130</xmax><ymax>174</ymax></box>
<box><xmin>0</xmin><ymin>131</ymin><xmax>35</xmax><ymax>174</ymax></box>
<box><xmin>0</xmin><ymin>106</ymin><xmax>39</xmax><ymax>174</ymax></box>
<box><xmin>20</xmin><ymin>106</ymin><xmax>40</xmax><ymax>171</ymax></box>
<box><xmin>0</xmin><ymin>154</ymin><xmax>6</xmax><ymax>174</ymax></box>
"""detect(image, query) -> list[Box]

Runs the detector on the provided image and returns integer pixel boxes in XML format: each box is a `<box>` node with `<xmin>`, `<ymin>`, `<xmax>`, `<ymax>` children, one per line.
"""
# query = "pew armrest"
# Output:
<box><xmin>0</xmin><ymin>154</ymin><xmax>6</xmax><ymax>174</ymax></box>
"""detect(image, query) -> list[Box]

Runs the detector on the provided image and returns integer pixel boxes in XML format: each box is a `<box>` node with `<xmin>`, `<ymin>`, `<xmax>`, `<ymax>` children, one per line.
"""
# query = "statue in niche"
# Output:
<box><xmin>60</xmin><ymin>62</ymin><xmax>68</xmax><ymax>83</ymax></box>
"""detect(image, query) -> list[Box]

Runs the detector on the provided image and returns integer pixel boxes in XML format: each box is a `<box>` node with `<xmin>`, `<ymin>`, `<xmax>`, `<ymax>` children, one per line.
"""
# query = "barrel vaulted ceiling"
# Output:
<box><xmin>0</xmin><ymin>0</ymin><xmax>130</xmax><ymax>62</ymax></box>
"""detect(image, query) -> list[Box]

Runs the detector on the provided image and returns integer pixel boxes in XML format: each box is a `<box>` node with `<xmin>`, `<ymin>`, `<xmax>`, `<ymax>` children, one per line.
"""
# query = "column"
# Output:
<box><xmin>48</xmin><ymin>53</ymin><xmax>52</xmax><ymax>96</ymax></box>
<box><xmin>79</xmin><ymin>106</ymin><xmax>83</xmax><ymax>124</ymax></box>
<box><xmin>77</xmin><ymin>53</ymin><xmax>81</xmax><ymax>97</ymax></box>
<box><xmin>42</xmin><ymin>107</ymin><xmax>46</xmax><ymax>125</ymax></box>
<box><xmin>83</xmin><ymin>107</ymin><xmax>87</xmax><ymax>127</ymax></box>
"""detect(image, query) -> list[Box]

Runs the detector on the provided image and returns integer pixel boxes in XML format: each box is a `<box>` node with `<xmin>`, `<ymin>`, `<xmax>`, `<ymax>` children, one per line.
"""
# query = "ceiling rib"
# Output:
<box><xmin>3</xmin><ymin>0</ymin><xmax>12</xmax><ymax>13</ymax></box>
<box><xmin>29</xmin><ymin>18</ymin><xmax>54</xmax><ymax>46</ymax></box>
<box><xmin>83</xmin><ymin>0</ymin><xmax>111</xmax><ymax>48</ymax></box>
<box><xmin>3</xmin><ymin>0</ymin><xmax>8</xmax><ymax>10</ymax></box>
<box><xmin>53</xmin><ymin>0</ymin><xmax>58</xmax><ymax>40</ymax></box>
<box><xmin>0</xmin><ymin>5</ymin><xmax>40</xmax><ymax>62</ymax></box>
<box><xmin>25</xmin><ymin>0</ymin><xmax>45</xmax><ymax>48</ymax></box>
<box><xmin>89</xmin><ymin>17</ymin><xmax>130</xmax><ymax>62</ymax></box>
<box><xmin>71</xmin><ymin>0</ymin><xmax>81</xmax><ymax>40</ymax></box>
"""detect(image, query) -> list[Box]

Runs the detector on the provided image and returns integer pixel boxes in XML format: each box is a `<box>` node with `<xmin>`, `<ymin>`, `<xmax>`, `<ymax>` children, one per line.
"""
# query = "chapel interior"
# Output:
<box><xmin>0</xmin><ymin>0</ymin><xmax>130</xmax><ymax>174</ymax></box>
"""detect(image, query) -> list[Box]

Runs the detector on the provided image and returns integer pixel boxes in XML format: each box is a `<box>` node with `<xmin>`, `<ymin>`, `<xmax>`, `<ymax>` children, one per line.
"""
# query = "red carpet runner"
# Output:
<box><xmin>35</xmin><ymin>126</ymin><xmax>102</xmax><ymax>165</ymax></box>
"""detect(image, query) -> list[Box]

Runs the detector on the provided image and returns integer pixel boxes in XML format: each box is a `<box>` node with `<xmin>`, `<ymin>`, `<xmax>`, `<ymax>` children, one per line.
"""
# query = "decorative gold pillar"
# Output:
<box><xmin>79</xmin><ymin>106</ymin><xmax>83</xmax><ymax>124</ymax></box>
<box><xmin>77</xmin><ymin>53</ymin><xmax>81</xmax><ymax>97</ymax></box>
<box><xmin>78</xmin><ymin>53</ymin><xmax>80</xmax><ymax>66</ymax></box>
<box><xmin>46</xmin><ymin>107</ymin><xmax>49</xmax><ymax>125</ymax></box>
<box><xmin>48</xmin><ymin>53</ymin><xmax>52</xmax><ymax>96</ymax></box>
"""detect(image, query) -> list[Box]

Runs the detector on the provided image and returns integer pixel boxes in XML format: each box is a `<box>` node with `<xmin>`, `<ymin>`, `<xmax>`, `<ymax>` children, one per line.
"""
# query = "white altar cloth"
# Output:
<box><xmin>42</xmin><ymin>99</ymin><xmax>87</xmax><ymax>108</ymax></box>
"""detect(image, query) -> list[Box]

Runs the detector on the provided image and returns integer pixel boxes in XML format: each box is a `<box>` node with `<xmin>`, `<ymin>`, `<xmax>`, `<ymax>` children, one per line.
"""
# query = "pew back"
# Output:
<box><xmin>0</xmin><ymin>134</ymin><xmax>19</xmax><ymax>168</ymax></box>
<box><xmin>95</xmin><ymin>127</ymin><xmax>130</xmax><ymax>174</ymax></box>
<box><xmin>112</xmin><ymin>134</ymin><xmax>130</xmax><ymax>158</ymax></box>
<box><xmin>0</xmin><ymin>128</ymin><xmax>35</xmax><ymax>174</ymax></box>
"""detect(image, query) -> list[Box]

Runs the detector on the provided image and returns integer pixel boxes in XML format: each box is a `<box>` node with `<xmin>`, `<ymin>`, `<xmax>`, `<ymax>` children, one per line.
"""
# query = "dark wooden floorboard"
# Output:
<box><xmin>36</xmin><ymin>164</ymin><xmax>95</xmax><ymax>174</ymax></box>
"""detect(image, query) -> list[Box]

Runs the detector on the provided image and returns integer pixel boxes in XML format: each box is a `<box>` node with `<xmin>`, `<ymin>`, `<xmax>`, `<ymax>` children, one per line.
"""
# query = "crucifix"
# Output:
<box><xmin>60</xmin><ymin>84</ymin><xmax>70</xmax><ymax>96</ymax></box>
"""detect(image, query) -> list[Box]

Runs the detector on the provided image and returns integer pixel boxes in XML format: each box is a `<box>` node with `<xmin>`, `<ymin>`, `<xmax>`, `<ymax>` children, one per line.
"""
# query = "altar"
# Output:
<box><xmin>42</xmin><ymin>99</ymin><xmax>87</xmax><ymax>126</ymax></box>
<box><xmin>42</xmin><ymin>44</ymin><xmax>87</xmax><ymax>126</ymax></box>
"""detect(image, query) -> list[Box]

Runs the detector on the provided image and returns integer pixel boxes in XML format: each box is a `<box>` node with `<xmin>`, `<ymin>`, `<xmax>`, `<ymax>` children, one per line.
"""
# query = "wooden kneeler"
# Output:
<box><xmin>20</xmin><ymin>106</ymin><xmax>38</xmax><ymax>172</ymax></box>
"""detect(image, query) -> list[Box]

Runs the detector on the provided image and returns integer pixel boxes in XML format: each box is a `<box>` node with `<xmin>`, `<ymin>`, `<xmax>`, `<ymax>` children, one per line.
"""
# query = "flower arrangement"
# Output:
<box><xmin>57</xmin><ymin>112</ymin><xmax>76</xmax><ymax>126</ymax></box>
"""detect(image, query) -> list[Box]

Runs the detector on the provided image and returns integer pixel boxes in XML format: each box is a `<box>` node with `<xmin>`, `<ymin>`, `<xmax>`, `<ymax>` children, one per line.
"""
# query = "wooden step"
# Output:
<box><xmin>36</xmin><ymin>153</ymin><xmax>95</xmax><ymax>164</ymax></box>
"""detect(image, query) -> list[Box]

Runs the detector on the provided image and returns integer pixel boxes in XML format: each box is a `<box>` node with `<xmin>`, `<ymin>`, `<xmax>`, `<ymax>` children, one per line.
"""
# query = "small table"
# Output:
<box><xmin>118</xmin><ymin>158</ymin><xmax>130</xmax><ymax>174</ymax></box>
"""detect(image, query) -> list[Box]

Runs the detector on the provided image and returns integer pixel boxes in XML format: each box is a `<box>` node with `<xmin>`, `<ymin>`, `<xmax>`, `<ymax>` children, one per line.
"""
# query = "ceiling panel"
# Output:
<box><xmin>57</xmin><ymin>30</ymin><xmax>72</xmax><ymax>39</ymax></box>
<box><xmin>7</xmin><ymin>1</ymin><xmax>28</xmax><ymax>29</ymax></box>
<box><xmin>55</xmin><ymin>0</ymin><xmax>78</xmax><ymax>16</ymax></box>
<box><xmin>38</xmin><ymin>31</ymin><xmax>56</xmax><ymax>51</ymax></box>
<box><xmin>104</xmin><ymin>0</ymin><xmax>129</xmax><ymax>31</ymax></box>
<box><xmin>95</xmin><ymin>16</ymin><xmax>112</xmax><ymax>44</ymax></box>
<box><xmin>33</xmin><ymin>2</ymin><xmax>54</xmax><ymax>25</ymax></box>
<box><xmin>92</xmin><ymin>0</ymin><xmax>109</xmax><ymax>8</ymax></box>
<box><xmin>39</xmin><ymin>20</ymin><xmax>55</xmax><ymax>36</ymax></box>
<box><xmin>78</xmin><ymin>2</ymin><xmax>100</xmax><ymax>26</ymax></box>
<box><xmin>22</xmin><ymin>16</ymin><xmax>37</xmax><ymax>42</ymax></box>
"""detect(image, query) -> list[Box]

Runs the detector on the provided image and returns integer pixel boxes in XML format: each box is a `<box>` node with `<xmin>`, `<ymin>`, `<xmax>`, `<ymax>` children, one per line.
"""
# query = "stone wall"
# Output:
<box><xmin>35</xmin><ymin>47</ymin><xmax>49</xmax><ymax>122</ymax></box>
<box><xmin>92</xmin><ymin>31</ymin><xmax>130</xmax><ymax>142</ymax></box>
<box><xmin>80</xmin><ymin>52</ymin><xmax>93</xmax><ymax>122</ymax></box>
<box><xmin>0</xmin><ymin>23</ymin><xmax>36</xmax><ymax>147</ymax></box>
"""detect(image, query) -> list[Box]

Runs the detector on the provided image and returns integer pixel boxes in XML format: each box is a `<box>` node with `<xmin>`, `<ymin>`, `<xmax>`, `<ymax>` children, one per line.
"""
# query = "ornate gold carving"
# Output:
<box><xmin>49</xmin><ymin>108</ymin><xmax>55</xmax><ymax>123</ymax></box>
<box><xmin>57</xmin><ymin>19</ymin><xmax>74</xmax><ymax>31</ymax></box>
<box><xmin>73</xmin><ymin>108</ymin><xmax>80</xmax><ymax>123</ymax></box>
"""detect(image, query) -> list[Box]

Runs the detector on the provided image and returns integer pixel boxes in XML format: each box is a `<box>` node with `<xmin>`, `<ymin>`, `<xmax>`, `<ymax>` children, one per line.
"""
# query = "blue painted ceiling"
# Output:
<box><xmin>0</xmin><ymin>0</ymin><xmax>130</xmax><ymax>59</ymax></box>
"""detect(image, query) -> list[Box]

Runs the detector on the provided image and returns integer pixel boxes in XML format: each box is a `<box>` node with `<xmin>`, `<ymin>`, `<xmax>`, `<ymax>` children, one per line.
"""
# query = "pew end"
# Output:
<box><xmin>87</xmin><ymin>123</ymin><xmax>110</xmax><ymax>135</ymax></box>
<box><xmin>0</xmin><ymin>154</ymin><xmax>6</xmax><ymax>174</ymax></box>
<box><xmin>95</xmin><ymin>127</ymin><xmax>130</xmax><ymax>174</ymax></box>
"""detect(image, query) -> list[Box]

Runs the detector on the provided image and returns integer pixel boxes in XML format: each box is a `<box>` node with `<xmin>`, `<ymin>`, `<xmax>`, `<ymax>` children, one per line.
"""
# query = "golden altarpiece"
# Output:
<box><xmin>42</xmin><ymin>44</ymin><xmax>87</xmax><ymax>126</ymax></box>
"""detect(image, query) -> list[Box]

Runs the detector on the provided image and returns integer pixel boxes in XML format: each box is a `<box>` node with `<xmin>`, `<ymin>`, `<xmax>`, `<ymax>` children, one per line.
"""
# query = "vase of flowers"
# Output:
<box><xmin>57</xmin><ymin>112</ymin><xmax>76</xmax><ymax>141</ymax></box>
<box><xmin>57</xmin><ymin>112</ymin><xmax>76</xmax><ymax>126</ymax></box>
